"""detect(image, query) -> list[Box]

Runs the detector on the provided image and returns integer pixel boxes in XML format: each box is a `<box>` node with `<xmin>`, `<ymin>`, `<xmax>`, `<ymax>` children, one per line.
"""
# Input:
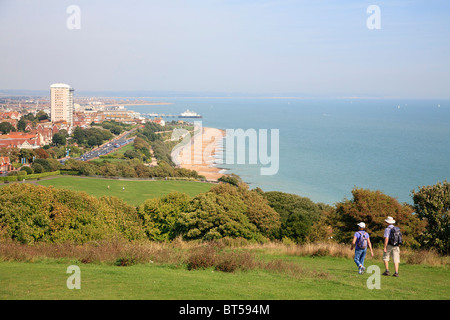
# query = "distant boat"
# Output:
<box><xmin>179</xmin><ymin>109</ymin><xmax>202</xmax><ymax>118</ymax></box>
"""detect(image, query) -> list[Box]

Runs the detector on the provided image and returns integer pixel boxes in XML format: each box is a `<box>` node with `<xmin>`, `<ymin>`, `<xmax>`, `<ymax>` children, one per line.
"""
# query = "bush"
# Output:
<box><xmin>114</xmin><ymin>257</ymin><xmax>137</xmax><ymax>267</ymax></box>
<box><xmin>186</xmin><ymin>245</ymin><xmax>217</xmax><ymax>270</ymax></box>
<box><xmin>263</xmin><ymin>191</ymin><xmax>329</xmax><ymax>243</ymax></box>
<box><xmin>186</xmin><ymin>244</ymin><xmax>257</xmax><ymax>272</ymax></box>
<box><xmin>0</xmin><ymin>183</ymin><xmax>145</xmax><ymax>244</ymax></box>
<box><xmin>211</xmin><ymin>184</ymin><xmax>281</xmax><ymax>239</ymax></box>
<box><xmin>176</xmin><ymin>191</ymin><xmax>263</xmax><ymax>241</ymax></box>
<box><xmin>20</xmin><ymin>166</ymin><xmax>33</xmax><ymax>174</ymax></box>
<box><xmin>333</xmin><ymin>188</ymin><xmax>426</xmax><ymax>247</ymax></box>
<box><xmin>138</xmin><ymin>192</ymin><xmax>190</xmax><ymax>241</ymax></box>
<box><xmin>412</xmin><ymin>181</ymin><xmax>449</xmax><ymax>254</ymax></box>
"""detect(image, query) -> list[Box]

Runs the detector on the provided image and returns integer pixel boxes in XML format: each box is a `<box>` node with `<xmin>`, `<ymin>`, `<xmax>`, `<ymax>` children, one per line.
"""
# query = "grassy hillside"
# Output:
<box><xmin>0</xmin><ymin>252</ymin><xmax>448</xmax><ymax>300</ymax></box>
<box><xmin>36</xmin><ymin>176</ymin><xmax>213</xmax><ymax>205</ymax></box>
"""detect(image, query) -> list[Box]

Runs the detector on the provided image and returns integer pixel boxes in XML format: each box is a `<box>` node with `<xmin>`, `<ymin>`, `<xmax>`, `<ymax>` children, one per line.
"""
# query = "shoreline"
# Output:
<box><xmin>172</xmin><ymin>126</ymin><xmax>226</xmax><ymax>181</ymax></box>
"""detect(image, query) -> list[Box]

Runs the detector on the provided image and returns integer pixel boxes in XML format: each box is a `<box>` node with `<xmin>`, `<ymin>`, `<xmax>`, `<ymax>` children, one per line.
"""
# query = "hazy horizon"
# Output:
<box><xmin>1</xmin><ymin>0</ymin><xmax>449</xmax><ymax>98</ymax></box>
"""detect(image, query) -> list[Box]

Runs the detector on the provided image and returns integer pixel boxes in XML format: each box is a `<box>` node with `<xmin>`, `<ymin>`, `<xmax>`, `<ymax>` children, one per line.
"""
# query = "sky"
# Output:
<box><xmin>0</xmin><ymin>0</ymin><xmax>449</xmax><ymax>98</ymax></box>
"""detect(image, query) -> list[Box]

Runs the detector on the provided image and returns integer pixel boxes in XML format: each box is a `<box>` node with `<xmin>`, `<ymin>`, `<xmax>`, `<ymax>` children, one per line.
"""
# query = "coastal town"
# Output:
<box><xmin>0</xmin><ymin>83</ymin><xmax>225</xmax><ymax>181</ymax></box>
<box><xmin>0</xmin><ymin>83</ymin><xmax>179</xmax><ymax>175</ymax></box>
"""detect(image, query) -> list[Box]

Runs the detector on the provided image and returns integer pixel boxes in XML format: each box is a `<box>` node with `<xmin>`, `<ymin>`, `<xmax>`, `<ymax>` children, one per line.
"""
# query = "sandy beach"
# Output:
<box><xmin>172</xmin><ymin>126</ymin><xmax>226</xmax><ymax>181</ymax></box>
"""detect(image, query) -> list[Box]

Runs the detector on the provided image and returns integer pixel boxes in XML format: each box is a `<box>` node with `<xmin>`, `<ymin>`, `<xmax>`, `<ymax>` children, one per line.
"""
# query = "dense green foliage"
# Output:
<box><xmin>139</xmin><ymin>192</ymin><xmax>190</xmax><ymax>241</ymax></box>
<box><xmin>412</xmin><ymin>180</ymin><xmax>449</xmax><ymax>254</ymax></box>
<box><xmin>0</xmin><ymin>177</ymin><xmax>446</xmax><ymax>254</ymax></box>
<box><xmin>0</xmin><ymin>182</ymin><xmax>281</xmax><ymax>244</ymax></box>
<box><xmin>263</xmin><ymin>191</ymin><xmax>331</xmax><ymax>243</ymax></box>
<box><xmin>135</xmin><ymin>122</ymin><xmax>175</xmax><ymax>165</ymax></box>
<box><xmin>0</xmin><ymin>183</ymin><xmax>145</xmax><ymax>244</ymax></box>
<box><xmin>328</xmin><ymin>188</ymin><xmax>427</xmax><ymax>248</ymax></box>
<box><xmin>72</xmin><ymin>126</ymin><xmax>113</xmax><ymax>147</ymax></box>
<box><xmin>94</xmin><ymin>120</ymin><xmax>133</xmax><ymax>135</ymax></box>
<box><xmin>0</xmin><ymin>122</ymin><xmax>15</xmax><ymax>134</ymax></box>
<box><xmin>62</xmin><ymin>159</ymin><xmax>202</xmax><ymax>179</ymax></box>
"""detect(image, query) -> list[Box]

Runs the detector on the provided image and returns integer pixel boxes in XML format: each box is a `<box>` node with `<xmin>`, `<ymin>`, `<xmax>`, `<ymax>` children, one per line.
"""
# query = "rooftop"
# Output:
<box><xmin>50</xmin><ymin>83</ymin><xmax>73</xmax><ymax>89</ymax></box>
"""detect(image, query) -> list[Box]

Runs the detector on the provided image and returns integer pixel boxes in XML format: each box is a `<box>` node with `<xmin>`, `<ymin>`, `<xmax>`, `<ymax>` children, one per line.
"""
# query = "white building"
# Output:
<box><xmin>50</xmin><ymin>83</ymin><xmax>74</xmax><ymax>127</ymax></box>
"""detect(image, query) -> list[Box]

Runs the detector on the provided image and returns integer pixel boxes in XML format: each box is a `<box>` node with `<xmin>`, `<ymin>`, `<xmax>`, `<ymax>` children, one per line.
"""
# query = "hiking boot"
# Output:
<box><xmin>382</xmin><ymin>270</ymin><xmax>390</xmax><ymax>276</ymax></box>
<box><xmin>393</xmin><ymin>272</ymin><xmax>399</xmax><ymax>277</ymax></box>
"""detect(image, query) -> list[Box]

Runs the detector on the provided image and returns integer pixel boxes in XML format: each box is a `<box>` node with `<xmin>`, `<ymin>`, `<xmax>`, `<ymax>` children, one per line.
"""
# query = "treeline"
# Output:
<box><xmin>72</xmin><ymin>126</ymin><xmax>114</xmax><ymax>147</ymax></box>
<box><xmin>1</xmin><ymin>152</ymin><xmax>202</xmax><ymax>179</ymax></box>
<box><xmin>62</xmin><ymin>159</ymin><xmax>203</xmax><ymax>179</ymax></box>
<box><xmin>92</xmin><ymin>120</ymin><xmax>133</xmax><ymax>135</ymax></box>
<box><xmin>1</xmin><ymin>180</ymin><xmax>447</xmax><ymax>254</ymax></box>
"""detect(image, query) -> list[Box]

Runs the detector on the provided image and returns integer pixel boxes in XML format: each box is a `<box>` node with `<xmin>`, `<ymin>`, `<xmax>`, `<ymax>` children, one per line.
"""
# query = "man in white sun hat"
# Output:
<box><xmin>382</xmin><ymin>216</ymin><xmax>402</xmax><ymax>277</ymax></box>
<box><xmin>351</xmin><ymin>222</ymin><xmax>374</xmax><ymax>274</ymax></box>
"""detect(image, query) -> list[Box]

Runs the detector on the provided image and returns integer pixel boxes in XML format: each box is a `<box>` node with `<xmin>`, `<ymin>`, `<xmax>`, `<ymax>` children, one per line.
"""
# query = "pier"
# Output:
<box><xmin>141</xmin><ymin>113</ymin><xmax>202</xmax><ymax>119</ymax></box>
<box><xmin>142</xmin><ymin>113</ymin><xmax>178</xmax><ymax>118</ymax></box>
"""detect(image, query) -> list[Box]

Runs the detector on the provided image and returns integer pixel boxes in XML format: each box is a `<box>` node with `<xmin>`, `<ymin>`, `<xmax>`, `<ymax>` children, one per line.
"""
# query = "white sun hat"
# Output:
<box><xmin>385</xmin><ymin>216</ymin><xmax>396</xmax><ymax>224</ymax></box>
<box><xmin>357</xmin><ymin>222</ymin><xmax>366</xmax><ymax>228</ymax></box>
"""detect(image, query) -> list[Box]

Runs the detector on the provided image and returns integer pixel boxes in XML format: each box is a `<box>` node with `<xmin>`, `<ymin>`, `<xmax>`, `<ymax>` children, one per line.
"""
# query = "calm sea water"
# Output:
<box><xmin>130</xmin><ymin>98</ymin><xmax>450</xmax><ymax>205</ymax></box>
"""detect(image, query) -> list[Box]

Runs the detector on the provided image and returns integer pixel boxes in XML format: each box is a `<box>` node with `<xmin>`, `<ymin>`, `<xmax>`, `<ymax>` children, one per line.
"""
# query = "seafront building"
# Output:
<box><xmin>50</xmin><ymin>83</ymin><xmax>74</xmax><ymax>128</ymax></box>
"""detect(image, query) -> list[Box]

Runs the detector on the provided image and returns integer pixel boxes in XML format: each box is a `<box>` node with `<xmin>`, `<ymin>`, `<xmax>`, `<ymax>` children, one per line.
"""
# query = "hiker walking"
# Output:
<box><xmin>351</xmin><ymin>222</ymin><xmax>373</xmax><ymax>274</ymax></box>
<box><xmin>382</xmin><ymin>216</ymin><xmax>402</xmax><ymax>277</ymax></box>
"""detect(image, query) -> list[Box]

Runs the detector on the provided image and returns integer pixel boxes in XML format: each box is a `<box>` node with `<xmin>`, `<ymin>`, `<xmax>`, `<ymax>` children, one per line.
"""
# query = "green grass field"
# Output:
<box><xmin>36</xmin><ymin>176</ymin><xmax>213</xmax><ymax>205</ymax></box>
<box><xmin>0</xmin><ymin>256</ymin><xmax>448</xmax><ymax>300</ymax></box>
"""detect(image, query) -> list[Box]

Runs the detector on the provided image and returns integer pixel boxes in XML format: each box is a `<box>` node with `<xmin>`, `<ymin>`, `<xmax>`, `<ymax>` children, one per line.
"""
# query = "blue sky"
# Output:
<box><xmin>0</xmin><ymin>0</ymin><xmax>449</xmax><ymax>97</ymax></box>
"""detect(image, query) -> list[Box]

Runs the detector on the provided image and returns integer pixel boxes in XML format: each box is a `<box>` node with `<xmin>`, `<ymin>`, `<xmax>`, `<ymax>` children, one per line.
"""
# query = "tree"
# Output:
<box><xmin>36</xmin><ymin>111</ymin><xmax>48</xmax><ymax>121</ymax></box>
<box><xmin>72</xmin><ymin>126</ymin><xmax>86</xmax><ymax>144</ymax></box>
<box><xmin>33</xmin><ymin>158</ymin><xmax>61</xmax><ymax>172</ymax></box>
<box><xmin>412</xmin><ymin>181</ymin><xmax>449</xmax><ymax>254</ymax></box>
<box><xmin>263</xmin><ymin>191</ymin><xmax>328</xmax><ymax>243</ymax></box>
<box><xmin>32</xmin><ymin>163</ymin><xmax>44</xmax><ymax>173</ymax></box>
<box><xmin>0</xmin><ymin>122</ymin><xmax>15</xmax><ymax>134</ymax></box>
<box><xmin>17</xmin><ymin>118</ymin><xmax>26</xmax><ymax>131</ymax></box>
<box><xmin>35</xmin><ymin>148</ymin><xmax>49</xmax><ymax>159</ymax></box>
<box><xmin>124</xmin><ymin>150</ymin><xmax>141</xmax><ymax>160</ymax></box>
<box><xmin>210</xmin><ymin>183</ymin><xmax>281</xmax><ymax>239</ymax></box>
<box><xmin>19</xmin><ymin>149</ymin><xmax>35</xmax><ymax>164</ymax></box>
<box><xmin>20</xmin><ymin>166</ymin><xmax>33</xmax><ymax>174</ymax></box>
<box><xmin>52</xmin><ymin>133</ymin><xmax>66</xmax><ymax>146</ymax></box>
<box><xmin>334</xmin><ymin>188</ymin><xmax>426</xmax><ymax>248</ymax></box>
<box><xmin>138</xmin><ymin>192</ymin><xmax>190</xmax><ymax>241</ymax></box>
<box><xmin>175</xmin><ymin>192</ymin><xmax>262</xmax><ymax>241</ymax></box>
<box><xmin>218</xmin><ymin>174</ymin><xmax>242</xmax><ymax>187</ymax></box>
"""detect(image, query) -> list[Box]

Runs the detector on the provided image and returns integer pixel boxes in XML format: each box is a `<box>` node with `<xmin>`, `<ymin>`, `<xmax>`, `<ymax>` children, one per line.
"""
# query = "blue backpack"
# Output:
<box><xmin>357</xmin><ymin>231</ymin><xmax>368</xmax><ymax>249</ymax></box>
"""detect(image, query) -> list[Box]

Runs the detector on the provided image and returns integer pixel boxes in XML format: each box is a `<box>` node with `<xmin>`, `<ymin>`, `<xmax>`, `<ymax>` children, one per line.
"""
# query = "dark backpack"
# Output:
<box><xmin>357</xmin><ymin>231</ymin><xmax>368</xmax><ymax>249</ymax></box>
<box><xmin>388</xmin><ymin>227</ymin><xmax>402</xmax><ymax>246</ymax></box>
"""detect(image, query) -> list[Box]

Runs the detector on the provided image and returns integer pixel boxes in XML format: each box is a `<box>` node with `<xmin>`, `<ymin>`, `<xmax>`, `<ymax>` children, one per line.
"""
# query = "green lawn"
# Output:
<box><xmin>36</xmin><ymin>176</ymin><xmax>213</xmax><ymax>205</ymax></box>
<box><xmin>0</xmin><ymin>256</ymin><xmax>448</xmax><ymax>300</ymax></box>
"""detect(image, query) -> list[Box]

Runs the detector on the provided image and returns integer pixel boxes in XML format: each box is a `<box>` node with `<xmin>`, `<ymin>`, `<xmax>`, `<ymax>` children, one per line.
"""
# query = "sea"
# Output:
<box><xmin>126</xmin><ymin>97</ymin><xmax>449</xmax><ymax>206</ymax></box>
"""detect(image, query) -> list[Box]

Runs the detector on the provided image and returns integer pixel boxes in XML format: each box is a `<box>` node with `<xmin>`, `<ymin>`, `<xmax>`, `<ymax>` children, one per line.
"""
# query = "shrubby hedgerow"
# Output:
<box><xmin>0</xmin><ymin>180</ymin><xmax>445</xmax><ymax>252</ymax></box>
<box><xmin>0</xmin><ymin>183</ymin><xmax>145</xmax><ymax>244</ymax></box>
